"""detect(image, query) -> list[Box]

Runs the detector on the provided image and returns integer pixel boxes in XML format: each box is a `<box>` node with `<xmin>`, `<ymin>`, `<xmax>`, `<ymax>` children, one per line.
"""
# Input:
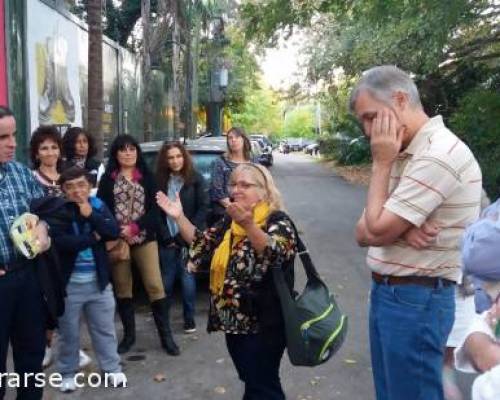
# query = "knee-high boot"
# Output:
<box><xmin>151</xmin><ymin>297</ymin><xmax>180</xmax><ymax>356</ymax></box>
<box><xmin>116</xmin><ymin>298</ymin><xmax>136</xmax><ymax>354</ymax></box>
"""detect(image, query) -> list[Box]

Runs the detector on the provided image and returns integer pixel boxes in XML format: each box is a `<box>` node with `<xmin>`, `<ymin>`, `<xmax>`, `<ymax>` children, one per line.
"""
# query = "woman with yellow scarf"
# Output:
<box><xmin>156</xmin><ymin>163</ymin><xmax>297</xmax><ymax>400</ymax></box>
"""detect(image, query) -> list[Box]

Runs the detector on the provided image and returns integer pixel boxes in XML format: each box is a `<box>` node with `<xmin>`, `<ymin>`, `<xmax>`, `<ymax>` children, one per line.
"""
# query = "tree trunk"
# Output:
<box><xmin>170</xmin><ymin>0</ymin><xmax>181</xmax><ymax>138</ymax></box>
<box><xmin>185</xmin><ymin>10</ymin><xmax>201</xmax><ymax>139</ymax></box>
<box><xmin>142</xmin><ymin>0</ymin><xmax>153</xmax><ymax>142</ymax></box>
<box><xmin>87</xmin><ymin>0</ymin><xmax>104</xmax><ymax>159</ymax></box>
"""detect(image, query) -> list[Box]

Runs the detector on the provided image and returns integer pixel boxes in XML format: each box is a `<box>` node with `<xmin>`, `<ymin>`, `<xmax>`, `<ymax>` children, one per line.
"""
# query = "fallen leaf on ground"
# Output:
<box><xmin>214</xmin><ymin>386</ymin><xmax>226</xmax><ymax>394</ymax></box>
<box><xmin>153</xmin><ymin>373</ymin><xmax>166</xmax><ymax>382</ymax></box>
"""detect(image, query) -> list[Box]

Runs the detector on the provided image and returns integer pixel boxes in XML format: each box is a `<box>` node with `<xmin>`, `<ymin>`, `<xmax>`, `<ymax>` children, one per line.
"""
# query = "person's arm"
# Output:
<box><xmin>250</xmin><ymin>215</ymin><xmax>297</xmax><ymax>282</ymax></box>
<box><xmin>209</xmin><ymin>158</ymin><xmax>231</xmax><ymax>207</ymax></box>
<box><xmin>464</xmin><ymin>333</ymin><xmax>500</xmax><ymax>372</ymax></box>
<box><xmin>355</xmin><ymin>212</ymin><xmax>410</xmax><ymax>247</ymax></box>
<box><xmin>51</xmin><ymin>216</ymin><xmax>98</xmax><ymax>252</ymax></box>
<box><xmin>26</xmin><ymin>167</ymin><xmax>45</xmax><ymax>200</ymax></box>
<box><xmin>96</xmin><ymin>174</ymin><xmax>114</xmax><ymax>211</ymax></box>
<box><xmin>156</xmin><ymin>191</ymin><xmax>196</xmax><ymax>244</ymax></box>
<box><xmin>132</xmin><ymin>173</ymin><xmax>161</xmax><ymax>235</ymax></box>
<box><xmin>87</xmin><ymin>201</ymin><xmax>120</xmax><ymax>241</ymax></box>
<box><xmin>361</xmin><ymin>110</ymin><xmax>412</xmax><ymax>243</ymax></box>
<box><xmin>191</xmin><ymin>174</ymin><xmax>209</xmax><ymax>229</ymax></box>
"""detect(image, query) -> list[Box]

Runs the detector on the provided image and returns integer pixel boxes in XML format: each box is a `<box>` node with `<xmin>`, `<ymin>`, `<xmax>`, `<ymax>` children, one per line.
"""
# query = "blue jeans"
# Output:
<box><xmin>226</xmin><ymin>330</ymin><xmax>286</xmax><ymax>400</ymax></box>
<box><xmin>159</xmin><ymin>245</ymin><xmax>196</xmax><ymax>322</ymax></box>
<box><xmin>369</xmin><ymin>281</ymin><xmax>455</xmax><ymax>400</ymax></box>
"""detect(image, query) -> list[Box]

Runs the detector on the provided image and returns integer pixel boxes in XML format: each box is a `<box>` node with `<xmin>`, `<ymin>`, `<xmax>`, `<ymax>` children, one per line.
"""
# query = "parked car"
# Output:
<box><xmin>251</xmin><ymin>139</ymin><xmax>273</xmax><ymax>167</ymax></box>
<box><xmin>250</xmin><ymin>134</ymin><xmax>273</xmax><ymax>153</ymax></box>
<box><xmin>278</xmin><ymin>140</ymin><xmax>290</xmax><ymax>154</ymax></box>
<box><xmin>304</xmin><ymin>143</ymin><xmax>319</xmax><ymax>155</ymax></box>
<box><xmin>287</xmin><ymin>138</ymin><xmax>303</xmax><ymax>152</ymax></box>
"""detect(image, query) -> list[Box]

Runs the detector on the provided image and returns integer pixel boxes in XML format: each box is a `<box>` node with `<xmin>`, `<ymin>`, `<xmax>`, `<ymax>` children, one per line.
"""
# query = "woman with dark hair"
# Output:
<box><xmin>155</xmin><ymin>141</ymin><xmax>209</xmax><ymax>334</ymax></box>
<box><xmin>30</xmin><ymin>125</ymin><xmax>64</xmax><ymax>197</ymax></box>
<box><xmin>209</xmin><ymin>127</ymin><xmax>253</xmax><ymax>223</ymax></box>
<box><xmin>62</xmin><ymin>127</ymin><xmax>104</xmax><ymax>188</ymax></box>
<box><xmin>97</xmin><ymin>134</ymin><xmax>179</xmax><ymax>356</ymax></box>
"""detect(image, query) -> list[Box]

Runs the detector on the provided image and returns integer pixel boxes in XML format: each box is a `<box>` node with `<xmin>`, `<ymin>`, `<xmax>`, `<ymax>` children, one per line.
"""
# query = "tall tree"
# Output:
<box><xmin>87</xmin><ymin>0</ymin><xmax>104</xmax><ymax>158</ymax></box>
<box><xmin>141</xmin><ymin>0</ymin><xmax>153</xmax><ymax>141</ymax></box>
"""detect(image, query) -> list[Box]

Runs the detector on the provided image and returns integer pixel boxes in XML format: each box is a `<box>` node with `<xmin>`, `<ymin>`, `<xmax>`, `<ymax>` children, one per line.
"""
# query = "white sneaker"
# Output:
<box><xmin>59</xmin><ymin>377</ymin><xmax>77</xmax><ymax>393</ymax></box>
<box><xmin>42</xmin><ymin>346</ymin><xmax>53</xmax><ymax>369</ymax></box>
<box><xmin>105</xmin><ymin>372</ymin><xmax>127</xmax><ymax>388</ymax></box>
<box><xmin>79</xmin><ymin>349</ymin><xmax>92</xmax><ymax>369</ymax></box>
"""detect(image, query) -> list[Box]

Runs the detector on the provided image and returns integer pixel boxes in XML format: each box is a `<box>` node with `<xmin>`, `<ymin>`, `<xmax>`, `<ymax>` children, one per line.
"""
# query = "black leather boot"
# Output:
<box><xmin>151</xmin><ymin>298</ymin><xmax>180</xmax><ymax>356</ymax></box>
<box><xmin>116</xmin><ymin>298</ymin><xmax>136</xmax><ymax>354</ymax></box>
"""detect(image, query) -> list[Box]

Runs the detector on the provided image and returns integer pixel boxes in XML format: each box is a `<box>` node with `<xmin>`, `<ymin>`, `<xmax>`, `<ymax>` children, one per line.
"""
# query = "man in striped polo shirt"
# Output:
<box><xmin>351</xmin><ymin>66</ymin><xmax>482</xmax><ymax>400</ymax></box>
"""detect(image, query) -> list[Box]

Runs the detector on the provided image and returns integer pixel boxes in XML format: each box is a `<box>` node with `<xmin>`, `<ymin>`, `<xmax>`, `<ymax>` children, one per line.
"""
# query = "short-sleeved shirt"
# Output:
<box><xmin>0</xmin><ymin>161</ymin><xmax>45</xmax><ymax>265</ymax></box>
<box><xmin>367</xmin><ymin>116</ymin><xmax>482</xmax><ymax>282</ymax></box>
<box><xmin>188</xmin><ymin>213</ymin><xmax>297</xmax><ymax>334</ymax></box>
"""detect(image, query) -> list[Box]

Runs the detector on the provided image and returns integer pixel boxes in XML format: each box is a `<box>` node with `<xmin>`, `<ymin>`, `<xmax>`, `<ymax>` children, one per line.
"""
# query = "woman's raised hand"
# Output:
<box><xmin>156</xmin><ymin>191</ymin><xmax>183</xmax><ymax>220</ymax></box>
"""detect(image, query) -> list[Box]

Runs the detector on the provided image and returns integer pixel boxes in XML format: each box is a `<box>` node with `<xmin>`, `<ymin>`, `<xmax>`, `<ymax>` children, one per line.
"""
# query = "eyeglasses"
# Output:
<box><xmin>228</xmin><ymin>181</ymin><xmax>258</xmax><ymax>191</ymax></box>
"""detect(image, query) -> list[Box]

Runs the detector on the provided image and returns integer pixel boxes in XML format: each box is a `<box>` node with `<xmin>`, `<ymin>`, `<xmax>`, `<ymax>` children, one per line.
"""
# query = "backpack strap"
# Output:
<box><xmin>267</xmin><ymin>211</ymin><xmax>321</xmax><ymax>283</ymax></box>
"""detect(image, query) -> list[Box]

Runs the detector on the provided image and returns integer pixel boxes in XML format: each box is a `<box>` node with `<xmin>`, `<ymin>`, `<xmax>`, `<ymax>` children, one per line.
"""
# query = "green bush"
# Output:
<box><xmin>450</xmin><ymin>89</ymin><xmax>500</xmax><ymax>200</ymax></box>
<box><xmin>319</xmin><ymin>134</ymin><xmax>371</xmax><ymax>165</ymax></box>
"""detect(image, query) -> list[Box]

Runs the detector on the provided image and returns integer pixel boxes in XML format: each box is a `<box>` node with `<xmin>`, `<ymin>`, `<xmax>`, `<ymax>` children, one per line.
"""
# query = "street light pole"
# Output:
<box><xmin>206</xmin><ymin>17</ymin><xmax>229</xmax><ymax>137</ymax></box>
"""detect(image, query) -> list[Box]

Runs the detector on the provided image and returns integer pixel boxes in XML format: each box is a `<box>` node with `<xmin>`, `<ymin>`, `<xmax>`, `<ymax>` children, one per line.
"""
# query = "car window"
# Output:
<box><xmin>191</xmin><ymin>153</ymin><xmax>222</xmax><ymax>183</ymax></box>
<box><xmin>142</xmin><ymin>151</ymin><xmax>158</xmax><ymax>171</ymax></box>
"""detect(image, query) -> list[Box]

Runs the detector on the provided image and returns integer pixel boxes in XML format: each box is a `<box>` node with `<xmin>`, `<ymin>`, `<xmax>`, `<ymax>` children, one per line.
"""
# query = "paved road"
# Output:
<box><xmin>9</xmin><ymin>152</ymin><xmax>474</xmax><ymax>399</ymax></box>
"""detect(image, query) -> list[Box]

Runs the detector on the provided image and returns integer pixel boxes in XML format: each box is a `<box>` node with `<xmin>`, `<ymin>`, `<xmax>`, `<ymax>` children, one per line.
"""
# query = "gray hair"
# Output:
<box><xmin>349</xmin><ymin>65</ymin><xmax>422</xmax><ymax>112</ymax></box>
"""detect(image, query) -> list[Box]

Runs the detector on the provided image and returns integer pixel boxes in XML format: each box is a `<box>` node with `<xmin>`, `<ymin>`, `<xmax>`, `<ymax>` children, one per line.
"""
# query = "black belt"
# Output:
<box><xmin>372</xmin><ymin>272</ymin><xmax>456</xmax><ymax>288</ymax></box>
<box><xmin>0</xmin><ymin>259</ymin><xmax>30</xmax><ymax>274</ymax></box>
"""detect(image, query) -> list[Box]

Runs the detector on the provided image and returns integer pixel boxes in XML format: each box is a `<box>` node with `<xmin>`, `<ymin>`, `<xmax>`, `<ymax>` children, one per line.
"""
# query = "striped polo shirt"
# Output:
<box><xmin>367</xmin><ymin>115</ymin><xmax>482</xmax><ymax>282</ymax></box>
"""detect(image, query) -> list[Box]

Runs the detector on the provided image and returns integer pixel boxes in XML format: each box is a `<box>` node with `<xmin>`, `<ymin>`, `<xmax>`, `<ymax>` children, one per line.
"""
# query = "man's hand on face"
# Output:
<box><xmin>369</xmin><ymin>109</ymin><xmax>404</xmax><ymax>166</ymax></box>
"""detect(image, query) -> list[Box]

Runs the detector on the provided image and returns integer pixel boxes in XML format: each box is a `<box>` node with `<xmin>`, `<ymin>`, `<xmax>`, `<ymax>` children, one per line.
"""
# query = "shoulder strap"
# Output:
<box><xmin>268</xmin><ymin>211</ymin><xmax>321</xmax><ymax>283</ymax></box>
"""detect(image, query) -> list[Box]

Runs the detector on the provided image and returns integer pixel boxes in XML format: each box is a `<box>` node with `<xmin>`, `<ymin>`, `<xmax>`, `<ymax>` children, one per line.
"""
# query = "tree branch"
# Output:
<box><xmin>447</xmin><ymin>31</ymin><xmax>500</xmax><ymax>58</ymax></box>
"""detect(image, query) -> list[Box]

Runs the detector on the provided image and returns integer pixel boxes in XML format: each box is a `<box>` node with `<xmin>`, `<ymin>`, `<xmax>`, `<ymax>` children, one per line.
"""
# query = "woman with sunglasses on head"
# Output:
<box><xmin>97</xmin><ymin>134</ymin><xmax>179</xmax><ymax>356</ymax></box>
<box><xmin>157</xmin><ymin>163</ymin><xmax>297</xmax><ymax>400</ymax></box>
<box><xmin>155</xmin><ymin>141</ymin><xmax>209</xmax><ymax>334</ymax></box>
<box><xmin>209</xmin><ymin>127</ymin><xmax>253</xmax><ymax>224</ymax></box>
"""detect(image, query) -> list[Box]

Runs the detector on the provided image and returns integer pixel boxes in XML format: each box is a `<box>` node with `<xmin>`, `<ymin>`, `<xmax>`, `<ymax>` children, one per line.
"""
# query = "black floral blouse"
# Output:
<box><xmin>188</xmin><ymin>212</ymin><xmax>297</xmax><ymax>334</ymax></box>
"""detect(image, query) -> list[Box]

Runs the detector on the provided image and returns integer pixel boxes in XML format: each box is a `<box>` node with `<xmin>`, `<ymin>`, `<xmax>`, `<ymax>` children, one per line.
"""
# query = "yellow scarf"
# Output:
<box><xmin>210</xmin><ymin>202</ymin><xmax>270</xmax><ymax>295</ymax></box>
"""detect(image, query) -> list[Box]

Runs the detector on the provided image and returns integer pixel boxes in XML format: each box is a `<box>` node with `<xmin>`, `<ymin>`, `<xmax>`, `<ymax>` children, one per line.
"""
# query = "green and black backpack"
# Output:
<box><xmin>269</xmin><ymin>211</ymin><xmax>348</xmax><ymax>367</ymax></box>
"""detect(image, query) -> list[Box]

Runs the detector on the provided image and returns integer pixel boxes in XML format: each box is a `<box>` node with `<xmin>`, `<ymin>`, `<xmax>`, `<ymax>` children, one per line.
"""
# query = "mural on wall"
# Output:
<box><xmin>27</xmin><ymin>0</ymin><xmax>82</xmax><ymax>131</ymax></box>
<box><xmin>24</xmin><ymin>0</ymin><xmax>170</xmax><ymax>142</ymax></box>
<box><xmin>36</xmin><ymin>36</ymin><xmax>76</xmax><ymax>124</ymax></box>
<box><xmin>27</xmin><ymin>0</ymin><xmax>122</xmax><ymax>135</ymax></box>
